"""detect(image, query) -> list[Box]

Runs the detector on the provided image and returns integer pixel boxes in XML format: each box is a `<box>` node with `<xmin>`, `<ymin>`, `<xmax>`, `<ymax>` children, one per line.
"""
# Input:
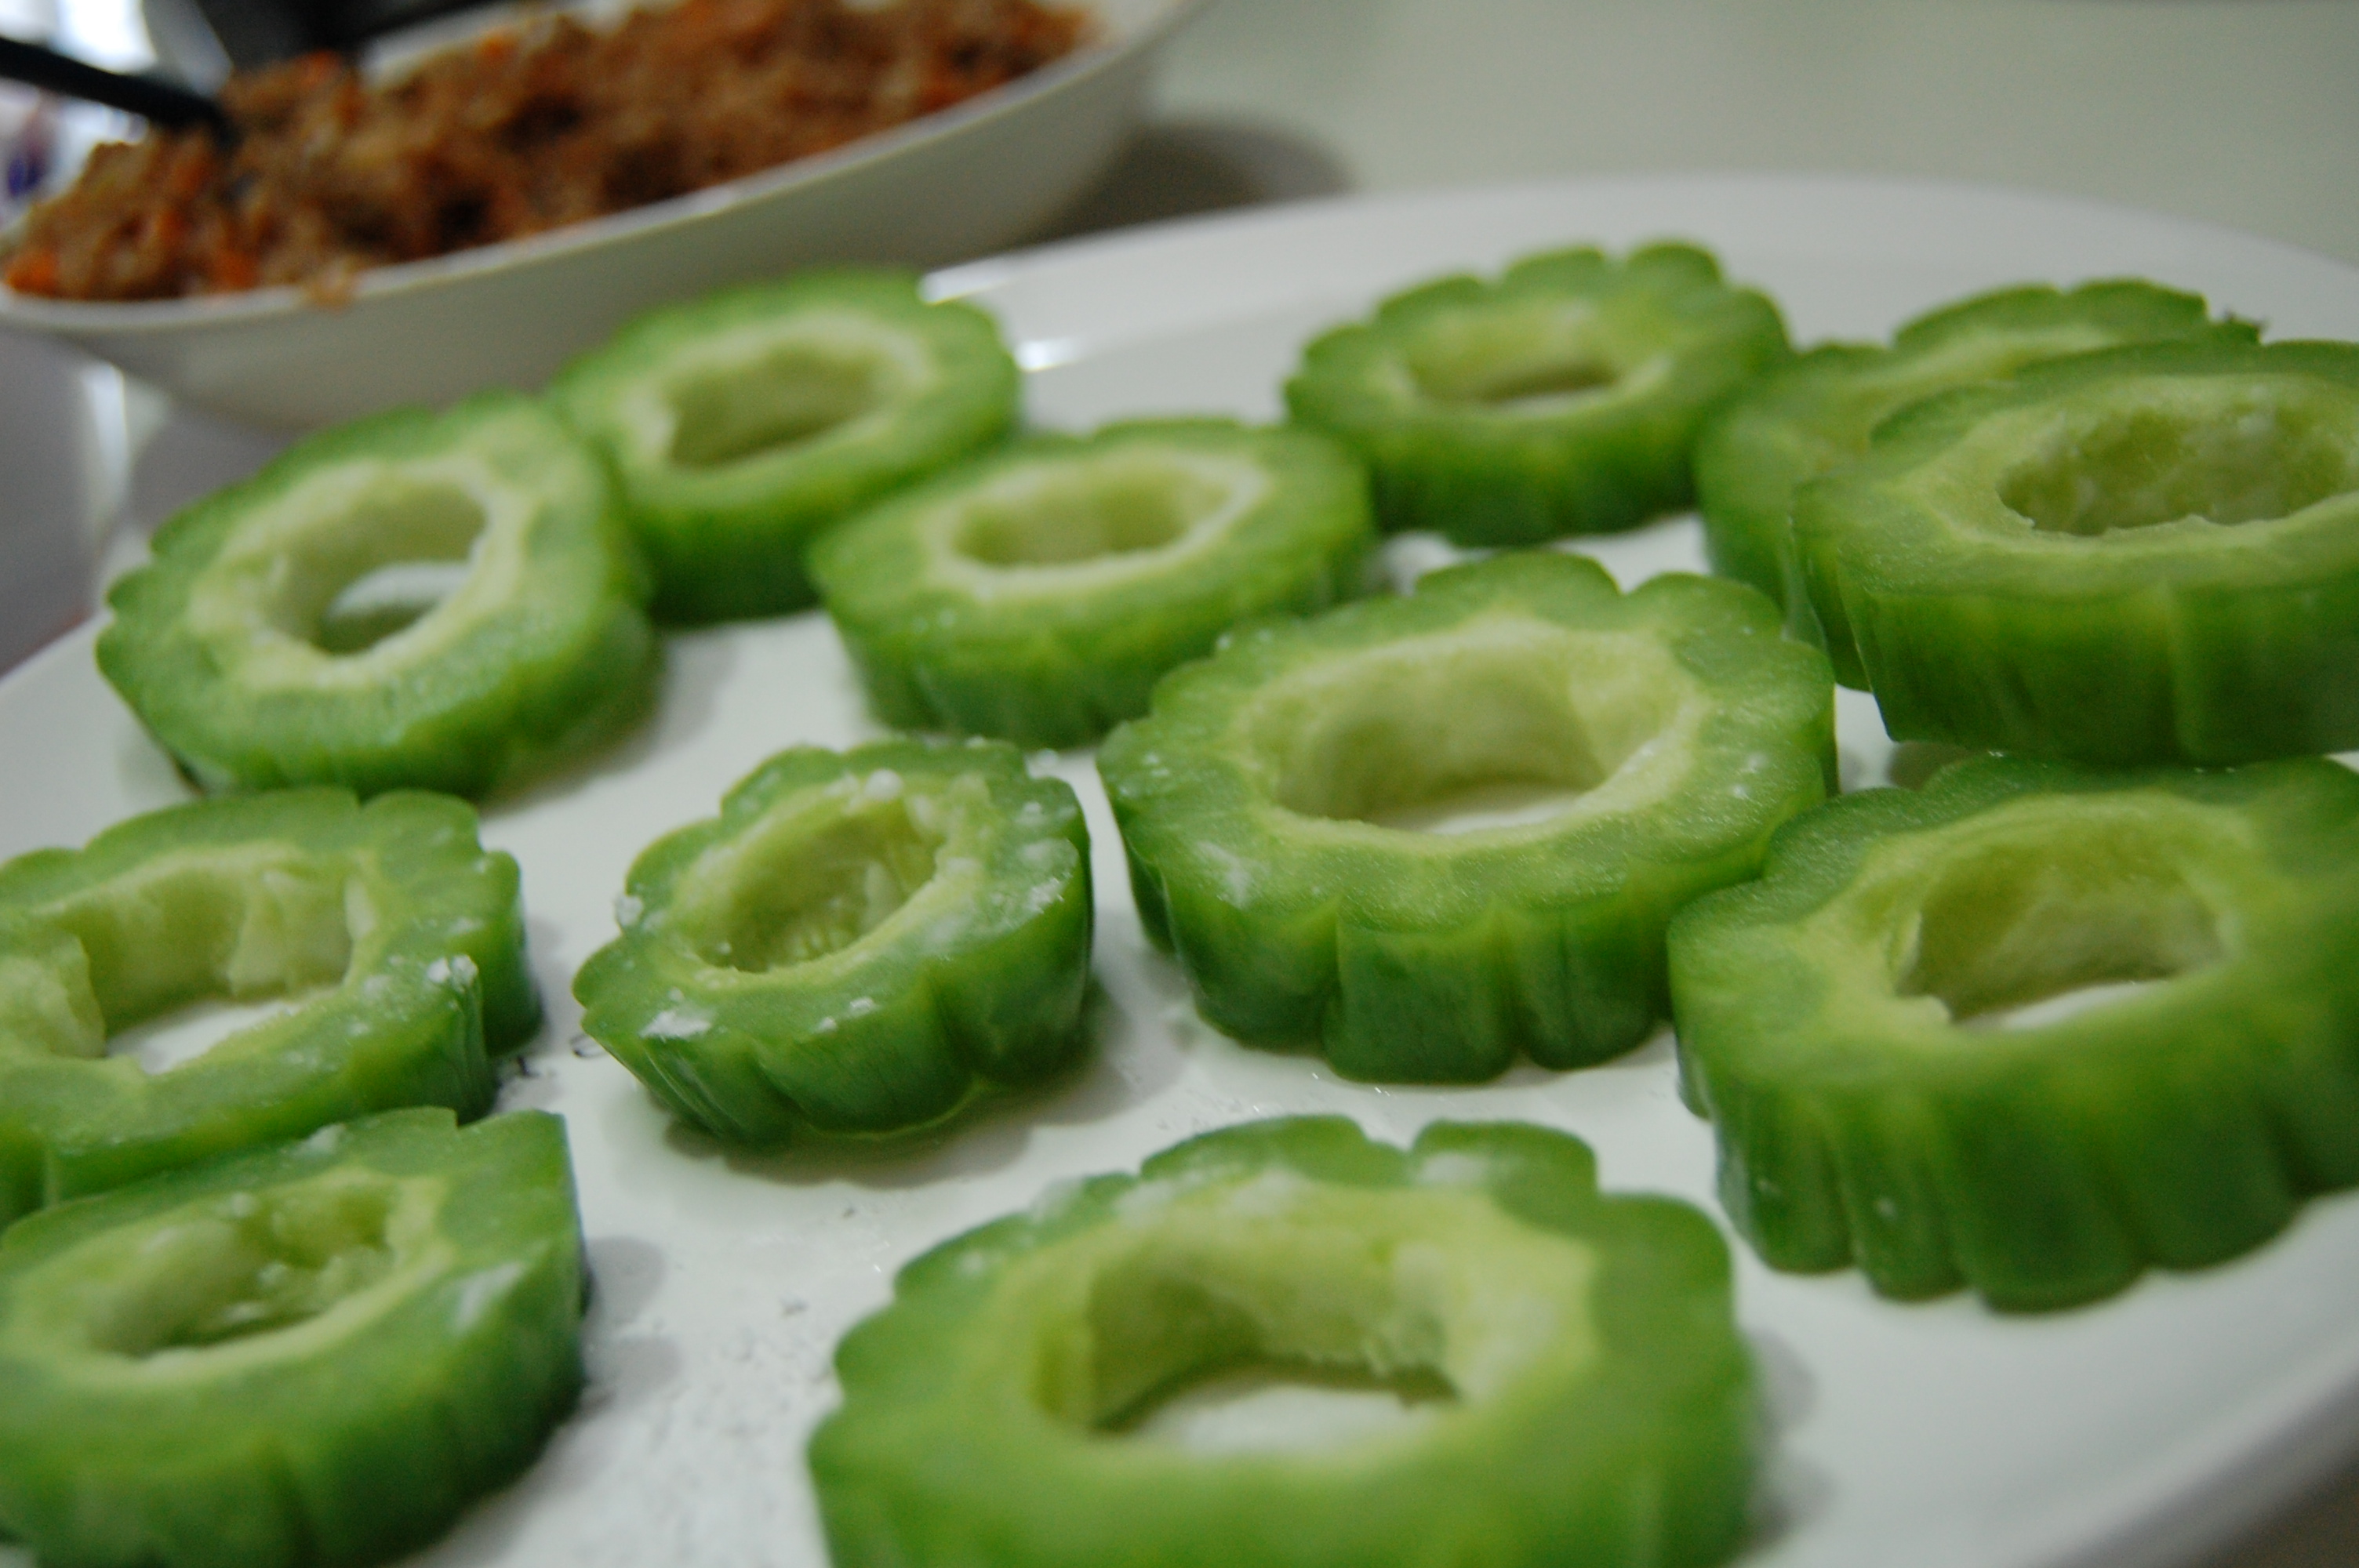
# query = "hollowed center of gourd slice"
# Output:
<box><xmin>1114</xmin><ymin>1359</ymin><xmax>1457</xmax><ymax>1453</ymax></box>
<box><xmin>1240</xmin><ymin>620</ymin><xmax>1699</xmax><ymax>834</ymax></box>
<box><xmin>1078</xmin><ymin>1234</ymin><xmax>1462</xmax><ymax>1453</ymax></box>
<box><xmin>1017</xmin><ymin>1182</ymin><xmax>1595</xmax><ymax>1455</ymax></box>
<box><xmin>675</xmin><ymin>786</ymin><xmax>947</xmax><ymax>971</ymax></box>
<box><xmin>259</xmin><ymin>477</ymin><xmax>487</xmax><ymax>655</ymax></box>
<box><xmin>932</xmin><ymin>450</ymin><xmax>1273</xmax><ymax>598</ymax></box>
<box><xmin>1401</xmin><ymin>303</ymin><xmax>1628</xmax><ymax>412</ymax></box>
<box><xmin>13</xmin><ymin>848</ymin><xmax>366</xmax><ymax>1072</ymax></box>
<box><xmin>953</xmin><ymin>452</ymin><xmax>1230</xmax><ymax>567</ymax></box>
<box><xmin>665</xmin><ymin>338</ymin><xmax>904</xmax><ymax>469</ymax></box>
<box><xmin>187</xmin><ymin>453</ymin><xmax>536</xmax><ymax>688</ymax></box>
<box><xmin>1899</xmin><ymin>836</ymin><xmax>2224</xmax><ymax>1031</ymax></box>
<box><xmin>83</xmin><ymin>1177</ymin><xmax>404</xmax><ymax>1357</ymax></box>
<box><xmin>1998</xmin><ymin>388</ymin><xmax>2359</xmax><ymax>535</ymax></box>
<box><xmin>315</xmin><ymin>561</ymin><xmax>475</xmax><ymax>655</ymax></box>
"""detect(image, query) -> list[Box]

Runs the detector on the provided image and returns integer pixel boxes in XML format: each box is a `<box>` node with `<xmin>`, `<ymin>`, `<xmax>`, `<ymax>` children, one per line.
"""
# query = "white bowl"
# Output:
<box><xmin>0</xmin><ymin>0</ymin><xmax>1201</xmax><ymax>430</ymax></box>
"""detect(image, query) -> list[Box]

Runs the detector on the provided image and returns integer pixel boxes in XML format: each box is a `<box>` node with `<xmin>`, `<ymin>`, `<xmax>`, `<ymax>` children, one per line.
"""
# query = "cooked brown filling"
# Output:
<box><xmin>2</xmin><ymin>0</ymin><xmax>1089</xmax><ymax>303</ymax></box>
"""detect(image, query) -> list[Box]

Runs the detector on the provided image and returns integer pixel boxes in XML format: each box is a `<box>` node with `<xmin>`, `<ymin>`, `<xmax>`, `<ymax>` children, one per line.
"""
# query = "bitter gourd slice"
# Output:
<box><xmin>1284</xmin><ymin>241</ymin><xmax>1789</xmax><ymax>545</ymax></box>
<box><xmin>1096</xmin><ymin>551</ymin><xmax>1834</xmax><ymax>1082</ymax></box>
<box><xmin>551</xmin><ymin>270</ymin><xmax>1021</xmax><ymax>622</ymax></box>
<box><xmin>573</xmin><ymin>738</ymin><xmax>1090</xmax><ymax>1143</ymax></box>
<box><xmin>1692</xmin><ymin>279</ymin><xmax>2255</xmax><ymax>677</ymax></box>
<box><xmin>1668</xmin><ymin>755</ymin><xmax>2359</xmax><ymax>1312</ymax></box>
<box><xmin>1792</xmin><ymin>339</ymin><xmax>2359</xmax><ymax>762</ymax></box>
<box><xmin>97</xmin><ymin>391</ymin><xmax>656</xmax><ymax>800</ymax></box>
<box><xmin>0</xmin><ymin>788</ymin><xmax>535</xmax><ymax>1229</ymax></box>
<box><xmin>0</xmin><ymin>1106</ymin><xmax>584</xmax><ymax>1568</ymax></box>
<box><xmin>810</xmin><ymin>1116</ymin><xmax>1756</xmax><ymax>1568</ymax></box>
<box><xmin>810</xmin><ymin>419</ymin><xmax>1376</xmax><ymax>748</ymax></box>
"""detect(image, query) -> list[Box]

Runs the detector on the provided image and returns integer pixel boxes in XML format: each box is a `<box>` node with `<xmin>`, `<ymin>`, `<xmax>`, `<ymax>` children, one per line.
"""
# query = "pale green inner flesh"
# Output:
<box><xmin>1997</xmin><ymin>390</ymin><xmax>2359</xmax><ymax>535</ymax></box>
<box><xmin>1899</xmin><ymin>831</ymin><xmax>2225</xmax><ymax>1026</ymax></box>
<box><xmin>1003</xmin><ymin>1182</ymin><xmax>1597</xmax><ymax>1454</ymax></box>
<box><xmin>1238</xmin><ymin>620</ymin><xmax>1695</xmax><ymax>833</ymax></box>
<box><xmin>184</xmin><ymin>451</ymin><xmax>540</xmax><ymax>690</ymax></box>
<box><xmin>1401</xmin><ymin>302</ymin><xmax>1626</xmax><ymax>409</ymax></box>
<box><xmin>10</xmin><ymin>849</ymin><xmax>362</xmax><ymax>1063</ymax></box>
<box><xmin>81</xmin><ymin>1176</ymin><xmax>402</xmax><ymax>1358</ymax></box>
<box><xmin>666</xmin><ymin>341</ymin><xmax>899</xmax><ymax>469</ymax></box>
<box><xmin>1082</xmin><ymin>1247</ymin><xmax>1462</xmax><ymax>1440</ymax></box>
<box><xmin>1835</xmin><ymin>322</ymin><xmax>2127</xmax><ymax>455</ymax></box>
<box><xmin>672</xmin><ymin>790</ymin><xmax>948</xmax><ymax>971</ymax></box>
<box><xmin>253</xmin><ymin>478</ymin><xmax>485</xmax><ymax>655</ymax></box>
<box><xmin>953</xmin><ymin>456</ymin><xmax>1221</xmax><ymax>567</ymax></box>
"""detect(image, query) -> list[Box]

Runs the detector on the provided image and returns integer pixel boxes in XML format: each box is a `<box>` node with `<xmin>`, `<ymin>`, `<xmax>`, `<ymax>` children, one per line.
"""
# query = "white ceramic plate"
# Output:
<box><xmin>0</xmin><ymin>0</ymin><xmax>1200</xmax><ymax>431</ymax></box>
<box><xmin>4</xmin><ymin>175</ymin><xmax>2359</xmax><ymax>1568</ymax></box>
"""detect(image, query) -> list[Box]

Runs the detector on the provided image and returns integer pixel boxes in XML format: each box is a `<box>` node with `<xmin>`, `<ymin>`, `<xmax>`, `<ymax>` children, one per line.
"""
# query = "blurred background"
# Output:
<box><xmin>1132</xmin><ymin>0</ymin><xmax>2359</xmax><ymax>267</ymax></box>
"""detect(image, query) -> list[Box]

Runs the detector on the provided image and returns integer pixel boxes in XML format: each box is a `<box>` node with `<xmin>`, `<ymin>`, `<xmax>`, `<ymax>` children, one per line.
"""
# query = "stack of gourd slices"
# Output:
<box><xmin>576</xmin><ymin>244</ymin><xmax>1804</xmax><ymax>1568</ymax></box>
<box><xmin>1673</xmin><ymin>281</ymin><xmax>2359</xmax><ymax>1312</ymax></box>
<box><xmin>0</xmin><ymin>787</ymin><xmax>587</xmax><ymax>1568</ymax></box>
<box><xmin>1095</xmin><ymin>241</ymin><xmax>1832</xmax><ymax>1084</ymax></box>
<box><xmin>1</xmin><ymin>269</ymin><xmax>1063</xmax><ymax>1568</ymax></box>
<box><xmin>552</xmin><ymin>278</ymin><xmax>1390</xmax><ymax>1127</ymax></box>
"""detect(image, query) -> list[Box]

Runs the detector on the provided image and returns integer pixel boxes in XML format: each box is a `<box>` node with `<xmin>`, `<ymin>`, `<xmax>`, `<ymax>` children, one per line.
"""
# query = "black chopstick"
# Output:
<box><xmin>0</xmin><ymin>34</ymin><xmax>233</xmax><ymax>139</ymax></box>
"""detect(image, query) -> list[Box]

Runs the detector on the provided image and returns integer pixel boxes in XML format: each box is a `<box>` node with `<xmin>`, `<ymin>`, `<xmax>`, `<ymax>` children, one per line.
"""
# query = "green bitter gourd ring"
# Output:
<box><xmin>0</xmin><ymin>789</ymin><xmax>538</xmax><ymax>1229</ymax></box>
<box><xmin>552</xmin><ymin>270</ymin><xmax>1022</xmax><ymax>622</ymax></box>
<box><xmin>97</xmin><ymin>393</ymin><xmax>658</xmax><ymax>800</ymax></box>
<box><xmin>1097</xmin><ymin>551</ymin><xmax>1835</xmax><ymax>1083</ymax></box>
<box><xmin>1668</xmin><ymin>755</ymin><xmax>2359</xmax><ymax>1312</ymax></box>
<box><xmin>1689</xmin><ymin>278</ymin><xmax>2255</xmax><ymax>675</ymax></box>
<box><xmin>1284</xmin><ymin>241</ymin><xmax>1790</xmax><ymax>545</ymax></box>
<box><xmin>0</xmin><ymin>1107</ymin><xmax>585</xmax><ymax>1568</ymax></box>
<box><xmin>810</xmin><ymin>418</ymin><xmax>1377</xmax><ymax>749</ymax></box>
<box><xmin>810</xmin><ymin>1116</ymin><xmax>1757</xmax><ymax>1568</ymax></box>
<box><xmin>572</xmin><ymin>738</ymin><xmax>1092</xmax><ymax>1143</ymax></box>
<box><xmin>1793</xmin><ymin>339</ymin><xmax>2359</xmax><ymax>762</ymax></box>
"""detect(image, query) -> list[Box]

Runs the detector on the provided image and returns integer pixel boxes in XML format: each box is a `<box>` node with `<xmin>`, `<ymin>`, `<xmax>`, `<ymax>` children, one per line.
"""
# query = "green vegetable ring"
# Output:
<box><xmin>811</xmin><ymin>1116</ymin><xmax>1757</xmax><ymax>1568</ymax></box>
<box><xmin>553</xmin><ymin>270</ymin><xmax>1021</xmax><ymax>622</ymax></box>
<box><xmin>1794</xmin><ymin>339</ymin><xmax>2359</xmax><ymax>763</ymax></box>
<box><xmin>1691</xmin><ymin>279</ymin><xmax>2255</xmax><ymax>672</ymax></box>
<box><xmin>812</xmin><ymin>419</ymin><xmax>1376</xmax><ymax>748</ymax></box>
<box><xmin>98</xmin><ymin>393</ymin><xmax>657</xmax><ymax>800</ymax></box>
<box><xmin>0</xmin><ymin>789</ymin><xmax>537</xmax><ymax>1229</ymax></box>
<box><xmin>1284</xmin><ymin>242</ymin><xmax>1790</xmax><ymax>545</ymax></box>
<box><xmin>1669</xmin><ymin>756</ymin><xmax>2359</xmax><ymax>1312</ymax></box>
<box><xmin>574</xmin><ymin>739</ymin><xmax>1092</xmax><ymax>1143</ymax></box>
<box><xmin>1097</xmin><ymin>551</ymin><xmax>1835</xmax><ymax>1082</ymax></box>
<box><xmin>0</xmin><ymin>1107</ymin><xmax>585</xmax><ymax>1568</ymax></box>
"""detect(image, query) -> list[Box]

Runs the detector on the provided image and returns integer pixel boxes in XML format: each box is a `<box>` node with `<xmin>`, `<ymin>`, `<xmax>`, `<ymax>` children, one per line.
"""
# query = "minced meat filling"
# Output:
<box><xmin>2</xmin><ymin>0</ymin><xmax>1089</xmax><ymax>303</ymax></box>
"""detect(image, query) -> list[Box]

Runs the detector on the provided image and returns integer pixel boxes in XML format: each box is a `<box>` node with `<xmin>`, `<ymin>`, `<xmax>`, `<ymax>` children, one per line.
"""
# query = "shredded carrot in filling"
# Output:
<box><xmin>4</xmin><ymin>0</ymin><xmax>1089</xmax><ymax>303</ymax></box>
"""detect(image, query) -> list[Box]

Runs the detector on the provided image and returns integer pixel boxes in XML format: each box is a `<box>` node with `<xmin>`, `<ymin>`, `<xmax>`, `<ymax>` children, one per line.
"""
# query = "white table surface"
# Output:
<box><xmin>3</xmin><ymin>3</ymin><xmax>2358</xmax><ymax>1563</ymax></box>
